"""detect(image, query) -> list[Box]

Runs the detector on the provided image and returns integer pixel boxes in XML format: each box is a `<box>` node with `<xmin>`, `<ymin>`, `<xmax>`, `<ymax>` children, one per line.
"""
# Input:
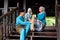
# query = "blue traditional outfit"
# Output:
<box><xmin>16</xmin><ymin>16</ymin><xmax>31</xmax><ymax>40</ymax></box>
<box><xmin>36</xmin><ymin>11</ymin><xmax>46</xmax><ymax>31</ymax></box>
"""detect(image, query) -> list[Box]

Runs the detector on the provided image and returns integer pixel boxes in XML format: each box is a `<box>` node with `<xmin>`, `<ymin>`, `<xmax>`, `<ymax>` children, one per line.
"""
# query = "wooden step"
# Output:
<box><xmin>32</xmin><ymin>32</ymin><xmax>57</xmax><ymax>36</ymax></box>
<box><xmin>8</xmin><ymin>32</ymin><xmax>57</xmax><ymax>39</ymax></box>
<box><xmin>32</xmin><ymin>36</ymin><xmax>57</xmax><ymax>38</ymax></box>
<box><xmin>43</xmin><ymin>26</ymin><xmax>56</xmax><ymax>32</ymax></box>
<box><xmin>6</xmin><ymin>38</ymin><xmax>29</xmax><ymax>40</ymax></box>
<box><xmin>11</xmin><ymin>28</ymin><xmax>56</xmax><ymax>35</ymax></box>
<box><xmin>11</xmin><ymin>26</ymin><xmax>56</xmax><ymax>35</ymax></box>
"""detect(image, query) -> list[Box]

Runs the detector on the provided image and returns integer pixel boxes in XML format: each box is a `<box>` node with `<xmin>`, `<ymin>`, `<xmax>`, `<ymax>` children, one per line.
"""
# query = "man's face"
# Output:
<box><xmin>20</xmin><ymin>12</ymin><xmax>25</xmax><ymax>16</ymax></box>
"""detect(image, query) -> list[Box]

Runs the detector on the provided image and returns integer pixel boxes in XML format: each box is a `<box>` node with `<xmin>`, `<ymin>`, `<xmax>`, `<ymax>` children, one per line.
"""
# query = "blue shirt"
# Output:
<box><xmin>16</xmin><ymin>16</ymin><xmax>30</xmax><ymax>26</ymax></box>
<box><xmin>37</xmin><ymin>12</ymin><xmax>46</xmax><ymax>25</ymax></box>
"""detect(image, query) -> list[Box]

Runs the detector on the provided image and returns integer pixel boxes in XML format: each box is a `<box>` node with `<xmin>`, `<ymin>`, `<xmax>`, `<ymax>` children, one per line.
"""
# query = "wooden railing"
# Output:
<box><xmin>0</xmin><ymin>7</ymin><xmax>19</xmax><ymax>40</ymax></box>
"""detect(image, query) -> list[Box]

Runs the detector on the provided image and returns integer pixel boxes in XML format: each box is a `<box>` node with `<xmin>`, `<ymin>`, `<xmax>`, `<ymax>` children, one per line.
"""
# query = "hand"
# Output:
<box><xmin>28</xmin><ymin>18</ymin><xmax>31</xmax><ymax>21</ymax></box>
<box><xmin>30</xmin><ymin>20</ymin><xmax>34</xmax><ymax>23</ymax></box>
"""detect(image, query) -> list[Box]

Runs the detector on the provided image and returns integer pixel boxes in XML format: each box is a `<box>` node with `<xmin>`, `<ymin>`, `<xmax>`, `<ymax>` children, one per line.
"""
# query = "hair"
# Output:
<box><xmin>27</xmin><ymin>8</ymin><xmax>32</xmax><ymax>14</ymax></box>
<box><xmin>19</xmin><ymin>9</ymin><xmax>24</xmax><ymax>12</ymax></box>
<box><xmin>39</xmin><ymin>6</ymin><xmax>45</xmax><ymax>11</ymax></box>
<box><xmin>18</xmin><ymin>9</ymin><xmax>24</xmax><ymax>14</ymax></box>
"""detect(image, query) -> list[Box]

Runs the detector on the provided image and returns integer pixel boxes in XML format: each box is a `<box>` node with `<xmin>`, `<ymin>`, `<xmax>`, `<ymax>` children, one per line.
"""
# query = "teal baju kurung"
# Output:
<box><xmin>16</xmin><ymin>16</ymin><xmax>30</xmax><ymax>40</ymax></box>
<box><xmin>36</xmin><ymin>12</ymin><xmax>46</xmax><ymax>31</ymax></box>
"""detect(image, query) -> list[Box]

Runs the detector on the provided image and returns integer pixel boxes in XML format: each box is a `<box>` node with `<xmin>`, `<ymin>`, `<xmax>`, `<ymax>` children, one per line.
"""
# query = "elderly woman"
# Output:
<box><xmin>36</xmin><ymin>6</ymin><xmax>46</xmax><ymax>32</ymax></box>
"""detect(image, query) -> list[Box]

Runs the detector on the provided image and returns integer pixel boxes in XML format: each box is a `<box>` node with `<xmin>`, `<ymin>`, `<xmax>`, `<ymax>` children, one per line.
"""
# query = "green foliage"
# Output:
<box><xmin>46</xmin><ymin>17</ymin><xmax>55</xmax><ymax>26</ymax></box>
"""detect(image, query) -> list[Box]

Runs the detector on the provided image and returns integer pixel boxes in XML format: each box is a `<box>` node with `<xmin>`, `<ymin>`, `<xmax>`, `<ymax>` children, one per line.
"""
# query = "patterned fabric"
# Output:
<box><xmin>25</xmin><ymin>13</ymin><xmax>32</xmax><ymax>21</ymax></box>
<box><xmin>35</xmin><ymin>19</ymin><xmax>44</xmax><ymax>31</ymax></box>
<box><xmin>37</xmin><ymin>11</ymin><xmax>46</xmax><ymax>25</ymax></box>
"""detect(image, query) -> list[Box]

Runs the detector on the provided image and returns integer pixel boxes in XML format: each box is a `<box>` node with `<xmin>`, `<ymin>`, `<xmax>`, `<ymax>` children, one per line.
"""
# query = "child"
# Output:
<box><xmin>16</xmin><ymin>9</ymin><xmax>31</xmax><ymax>40</ymax></box>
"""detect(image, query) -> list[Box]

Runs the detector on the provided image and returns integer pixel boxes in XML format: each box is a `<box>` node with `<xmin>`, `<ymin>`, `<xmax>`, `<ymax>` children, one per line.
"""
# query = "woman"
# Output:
<box><xmin>36</xmin><ymin>6</ymin><xmax>46</xmax><ymax>32</ymax></box>
<box><xmin>25</xmin><ymin>8</ymin><xmax>32</xmax><ymax>21</ymax></box>
<box><xmin>25</xmin><ymin>8</ymin><xmax>35</xmax><ymax>31</ymax></box>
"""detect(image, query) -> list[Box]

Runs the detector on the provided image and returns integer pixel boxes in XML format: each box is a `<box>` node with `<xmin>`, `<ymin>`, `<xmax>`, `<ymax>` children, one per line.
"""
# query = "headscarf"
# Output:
<box><xmin>27</xmin><ymin>8</ymin><xmax>32</xmax><ymax>14</ymax></box>
<box><xmin>39</xmin><ymin>6</ymin><xmax>46</xmax><ymax>14</ymax></box>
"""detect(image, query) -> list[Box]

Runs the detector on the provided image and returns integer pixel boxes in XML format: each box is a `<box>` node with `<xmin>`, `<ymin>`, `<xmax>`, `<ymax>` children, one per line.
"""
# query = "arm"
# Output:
<box><xmin>37</xmin><ymin>13</ymin><xmax>45</xmax><ymax>20</ymax></box>
<box><xmin>25</xmin><ymin>14</ymin><xmax>28</xmax><ymax>21</ymax></box>
<box><xmin>17</xmin><ymin>18</ymin><xmax>30</xmax><ymax>25</ymax></box>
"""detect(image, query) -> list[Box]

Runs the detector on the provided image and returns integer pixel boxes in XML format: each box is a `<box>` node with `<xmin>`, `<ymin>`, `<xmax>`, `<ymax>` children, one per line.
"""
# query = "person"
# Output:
<box><xmin>16</xmin><ymin>9</ymin><xmax>31</xmax><ymax>40</ymax></box>
<box><xmin>36</xmin><ymin>6</ymin><xmax>46</xmax><ymax>31</ymax></box>
<box><xmin>25</xmin><ymin>8</ymin><xmax>32</xmax><ymax>21</ymax></box>
<box><xmin>25</xmin><ymin>8</ymin><xmax>35</xmax><ymax>31</ymax></box>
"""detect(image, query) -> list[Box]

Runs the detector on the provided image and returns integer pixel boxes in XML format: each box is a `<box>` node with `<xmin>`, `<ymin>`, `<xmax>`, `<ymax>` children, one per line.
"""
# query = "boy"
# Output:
<box><xmin>16</xmin><ymin>9</ymin><xmax>31</xmax><ymax>40</ymax></box>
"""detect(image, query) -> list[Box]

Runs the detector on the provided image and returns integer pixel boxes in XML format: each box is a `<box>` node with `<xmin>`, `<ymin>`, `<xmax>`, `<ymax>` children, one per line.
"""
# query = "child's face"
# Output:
<box><xmin>39</xmin><ymin>8</ymin><xmax>43</xmax><ymax>13</ymax></box>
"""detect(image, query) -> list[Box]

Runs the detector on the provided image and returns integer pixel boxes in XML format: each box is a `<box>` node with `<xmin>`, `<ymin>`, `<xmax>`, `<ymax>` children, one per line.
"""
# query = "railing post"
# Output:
<box><xmin>3</xmin><ymin>0</ymin><xmax>8</xmax><ymax>39</ymax></box>
<box><xmin>13</xmin><ymin>12</ymin><xmax>15</xmax><ymax>24</ymax></box>
<box><xmin>8</xmin><ymin>8</ymin><xmax>12</xmax><ymax>34</ymax></box>
<box><xmin>6</xmin><ymin>16</ymin><xmax>8</xmax><ymax>38</ymax></box>
<box><xmin>9</xmin><ymin>15</ymin><xmax>11</xmax><ymax>34</ymax></box>
<box><xmin>16</xmin><ymin>2</ymin><xmax>19</xmax><ymax>16</ymax></box>
<box><xmin>4</xmin><ymin>0</ymin><xmax>8</xmax><ymax>14</ymax></box>
<box><xmin>3</xmin><ymin>17</ymin><xmax>6</xmax><ymax>40</ymax></box>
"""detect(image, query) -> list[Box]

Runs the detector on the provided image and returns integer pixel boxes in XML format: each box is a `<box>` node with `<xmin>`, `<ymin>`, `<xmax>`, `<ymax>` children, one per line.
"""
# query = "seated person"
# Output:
<box><xmin>25</xmin><ymin>8</ymin><xmax>35</xmax><ymax>31</ymax></box>
<box><xmin>36</xmin><ymin>6</ymin><xmax>46</xmax><ymax>32</ymax></box>
<box><xmin>16</xmin><ymin>9</ymin><xmax>31</xmax><ymax>40</ymax></box>
<box><xmin>25</xmin><ymin>8</ymin><xmax>32</xmax><ymax>21</ymax></box>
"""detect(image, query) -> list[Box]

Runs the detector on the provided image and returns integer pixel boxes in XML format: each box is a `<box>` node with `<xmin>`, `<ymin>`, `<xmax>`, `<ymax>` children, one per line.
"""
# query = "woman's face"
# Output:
<box><xmin>39</xmin><ymin>8</ymin><xmax>43</xmax><ymax>13</ymax></box>
<box><xmin>28</xmin><ymin>10</ymin><xmax>32</xmax><ymax>14</ymax></box>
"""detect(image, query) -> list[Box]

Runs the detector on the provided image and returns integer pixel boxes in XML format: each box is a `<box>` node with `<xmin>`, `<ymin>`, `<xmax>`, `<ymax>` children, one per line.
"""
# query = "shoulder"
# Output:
<box><xmin>42</xmin><ymin>12</ymin><xmax>46</xmax><ymax>14</ymax></box>
<box><xmin>16</xmin><ymin>16</ymin><xmax>21</xmax><ymax>19</ymax></box>
<box><xmin>25</xmin><ymin>13</ymin><xmax>28</xmax><ymax>15</ymax></box>
<box><xmin>37</xmin><ymin>13</ymin><xmax>40</xmax><ymax>16</ymax></box>
<box><xmin>37</xmin><ymin>13</ymin><xmax>40</xmax><ymax>15</ymax></box>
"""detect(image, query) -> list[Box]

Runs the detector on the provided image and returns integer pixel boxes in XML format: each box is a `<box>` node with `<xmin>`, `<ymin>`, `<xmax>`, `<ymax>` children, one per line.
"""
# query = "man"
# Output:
<box><xmin>16</xmin><ymin>9</ymin><xmax>31</xmax><ymax>40</ymax></box>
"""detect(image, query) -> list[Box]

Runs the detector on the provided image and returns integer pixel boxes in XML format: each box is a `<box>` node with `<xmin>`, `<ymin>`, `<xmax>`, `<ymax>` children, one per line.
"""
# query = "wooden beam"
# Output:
<box><xmin>4</xmin><ymin>0</ymin><xmax>8</xmax><ymax>14</ymax></box>
<box><xmin>23</xmin><ymin>0</ymin><xmax>26</xmax><ymax>13</ymax></box>
<box><xmin>0</xmin><ymin>7</ymin><xmax>17</xmax><ymax>10</ymax></box>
